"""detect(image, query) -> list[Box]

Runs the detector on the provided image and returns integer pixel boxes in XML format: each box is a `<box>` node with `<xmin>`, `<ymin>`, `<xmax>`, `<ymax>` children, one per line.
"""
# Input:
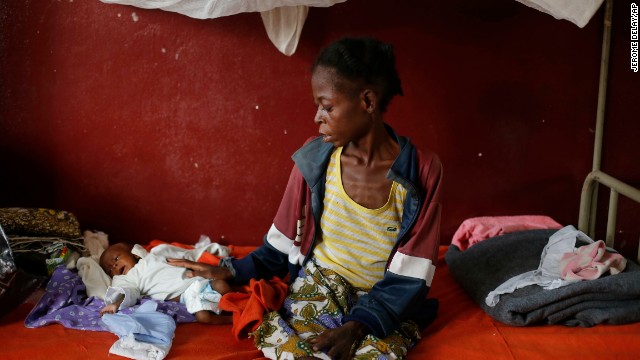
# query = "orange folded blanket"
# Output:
<box><xmin>219</xmin><ymin>277</ymin><xmax>289</xmax><ymax>340</ymax></box>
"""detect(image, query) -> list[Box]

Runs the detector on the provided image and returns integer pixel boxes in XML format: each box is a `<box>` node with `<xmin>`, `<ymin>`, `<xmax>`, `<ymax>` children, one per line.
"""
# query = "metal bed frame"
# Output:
<box><xmin>577</xmin><ymin>0</ymin><xmax>640</xmax><ymax>262</ymax></box>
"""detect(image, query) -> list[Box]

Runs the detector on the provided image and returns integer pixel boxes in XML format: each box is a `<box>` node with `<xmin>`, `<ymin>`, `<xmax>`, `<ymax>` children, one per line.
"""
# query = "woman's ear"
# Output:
<box><xmin>361</xmin><ymin>89</ymin><xmax>377</xmax><ymax>114</ymax></box>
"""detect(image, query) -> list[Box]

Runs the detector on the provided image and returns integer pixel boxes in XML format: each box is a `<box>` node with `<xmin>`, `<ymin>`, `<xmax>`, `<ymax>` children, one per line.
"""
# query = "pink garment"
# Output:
<box><xmin>560</xmin><ymin>240</ymin><xmax>627</xmax><ymax>281</ymax></box>
<box><xmin>451</xmin><ymin>215</ymin><xmax>563</xmax><ymax>251</ymax></box>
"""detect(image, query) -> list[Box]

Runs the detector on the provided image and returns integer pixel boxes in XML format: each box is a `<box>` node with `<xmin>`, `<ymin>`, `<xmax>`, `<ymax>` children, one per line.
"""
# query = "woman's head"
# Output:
<box><xmin>99</xmin><ymin>242</ymin><xmax>137</xmax><ymax>277</ymax></box>
<box><xmin>311</xmin><ymin>37</ymin><xmax>403</xmax><ymax>147</ymax></box>
<box><xmin>312</xmin><ymin>37</ymin><xmax>403</xmax><ymax>113</ymax></box>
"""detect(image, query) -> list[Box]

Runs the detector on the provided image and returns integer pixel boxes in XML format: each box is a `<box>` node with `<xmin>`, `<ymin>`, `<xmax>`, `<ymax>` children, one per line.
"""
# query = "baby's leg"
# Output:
<box><xmin>194</xmin><ymin>310</ymin><xmax>232</xmax><ymax>325</ymax></box>
<box><xmin>210</xmin><ymin>278</ymin><xmax>231</xmax><ymax>295</ymax></box>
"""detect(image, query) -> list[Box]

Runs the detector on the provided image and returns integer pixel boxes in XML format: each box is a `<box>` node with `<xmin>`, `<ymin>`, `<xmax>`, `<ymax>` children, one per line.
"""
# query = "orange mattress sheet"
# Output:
<box><xmin>1</xmin><ymin>246</ymin><xmax>639</xmax><ymax>359</ymax></box>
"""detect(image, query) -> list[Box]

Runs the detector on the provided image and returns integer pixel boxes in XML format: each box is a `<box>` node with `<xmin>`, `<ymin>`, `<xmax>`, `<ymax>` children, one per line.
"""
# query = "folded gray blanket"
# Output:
<box><xmin>445</xmin><ymin>229</ymin><xmax>640</xmax><ymax>327</ymax></box>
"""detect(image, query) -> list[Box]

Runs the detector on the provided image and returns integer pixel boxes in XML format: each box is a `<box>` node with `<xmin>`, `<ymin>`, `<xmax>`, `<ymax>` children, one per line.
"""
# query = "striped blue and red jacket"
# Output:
<box><xmin>228</xmin><ymin>124</ymin><xmax>443</xmax><ymax>337</ymax></box>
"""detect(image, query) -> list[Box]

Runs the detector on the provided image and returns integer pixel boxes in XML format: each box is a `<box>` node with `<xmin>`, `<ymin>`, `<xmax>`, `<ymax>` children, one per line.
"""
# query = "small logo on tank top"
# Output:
<box><xmin>386</xmin><ymin>226</ymin><xmax>398</xmax><ymax>232</ymax></box>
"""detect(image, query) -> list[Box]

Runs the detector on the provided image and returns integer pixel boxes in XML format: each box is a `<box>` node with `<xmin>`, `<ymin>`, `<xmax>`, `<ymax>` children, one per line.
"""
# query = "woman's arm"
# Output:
<box><xmin>166</xmin><ymin>258</ymin><xmax>233</xmax><ymax>280</ymax></box>
<box><xmin>167</xmin><ymin>231</ymin><xmax>291</xmax><ymax>284</ymax></box>
<box><xmin>171</xmin><ymin>164</ymin><xmax>308</xmax><ymax>284</ymax></box>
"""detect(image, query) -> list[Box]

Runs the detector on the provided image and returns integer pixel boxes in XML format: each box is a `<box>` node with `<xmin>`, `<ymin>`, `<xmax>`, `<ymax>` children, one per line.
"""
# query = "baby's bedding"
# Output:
<box><xmin>24</xmin><ymin>266</ymin><xmax>194</xmax><ymax>331</ymax></box>
<box><xmin>24</xmin><ymin>241</ymin><xmax>259</xmax><ymax>332</ymax></box>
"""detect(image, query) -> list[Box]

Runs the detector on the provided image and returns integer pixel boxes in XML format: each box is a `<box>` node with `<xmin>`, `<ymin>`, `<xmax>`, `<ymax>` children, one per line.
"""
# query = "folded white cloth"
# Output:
<box><xmin>109</xmin><ymin>334</ymin><xmax>172</xmax><ymax>360</ymax></box>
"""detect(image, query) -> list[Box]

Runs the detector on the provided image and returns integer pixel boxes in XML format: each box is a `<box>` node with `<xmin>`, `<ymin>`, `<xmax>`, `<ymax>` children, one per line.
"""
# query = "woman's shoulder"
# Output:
<box><xmin>402</xmin><ymin>139</ymin><xmax>442</xmax><ymax>185</ymax></box>
<box><xmin>415</xmin><ymin>146</ymin><xmax>442</xmax><ymax>168</ymax></box>
<box><xmin>396</xmin><ymin>135</ymin><xmax>441</xmax><ymax>170</ymax></box>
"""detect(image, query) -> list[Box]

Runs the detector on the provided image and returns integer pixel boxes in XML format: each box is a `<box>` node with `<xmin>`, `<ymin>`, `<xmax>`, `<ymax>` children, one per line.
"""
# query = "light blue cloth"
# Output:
<box><xmin>101</xmin><ymin>301</ymin><xmax>176</xmax><ymax>345</ymax></box>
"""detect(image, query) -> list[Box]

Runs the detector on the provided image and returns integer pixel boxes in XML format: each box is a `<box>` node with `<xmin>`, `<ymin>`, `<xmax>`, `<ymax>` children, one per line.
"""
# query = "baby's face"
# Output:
<box><xmin>100</xmin><ymin>243</ymin><xmax>137</xmax><ymax>276</ymax></box>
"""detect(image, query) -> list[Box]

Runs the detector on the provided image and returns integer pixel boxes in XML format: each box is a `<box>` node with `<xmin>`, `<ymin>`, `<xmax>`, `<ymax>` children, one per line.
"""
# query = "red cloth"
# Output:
<box><xmin>219</xmin><ymin>277</ymin><xmax>289</xmax><ymax>340</ymax></box>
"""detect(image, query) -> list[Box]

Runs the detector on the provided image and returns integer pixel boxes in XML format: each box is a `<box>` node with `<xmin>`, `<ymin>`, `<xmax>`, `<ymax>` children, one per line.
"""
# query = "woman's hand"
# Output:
<box><xmin>308</xmin><ymin>321</ymin><xmax>368</xmax><ymax>360</ymax></box>
<box><xmin>167</xmin><ymin>258</ymin><xmax>232</xmax><ymax>281</ymax></box>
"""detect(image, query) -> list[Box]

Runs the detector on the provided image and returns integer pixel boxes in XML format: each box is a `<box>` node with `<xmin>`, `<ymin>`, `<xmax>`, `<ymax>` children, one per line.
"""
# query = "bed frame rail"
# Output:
<box><xmin>577</xmin><ymin>0</ymin><xmax>640</xmax><ymax>263</ymax></box>
<box><xmin>579</xmin><ymin>170</ymin><xmax>640</xmax><ymax>263</ymax></box>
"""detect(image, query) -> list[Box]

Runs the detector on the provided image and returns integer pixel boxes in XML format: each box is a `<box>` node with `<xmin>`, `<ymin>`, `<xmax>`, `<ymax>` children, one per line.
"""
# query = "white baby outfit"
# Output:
<box><xmin>104</xmin><ymin>244</ymin><xmax>223</xmax><ymax>314</ymax></box>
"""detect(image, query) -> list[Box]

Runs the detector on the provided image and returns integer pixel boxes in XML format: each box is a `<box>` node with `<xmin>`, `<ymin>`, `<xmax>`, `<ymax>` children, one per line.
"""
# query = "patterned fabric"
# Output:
<box><xmin>0</xmin><ymin>208</ymin><xmax>81</xmax><ymax>238</ymax></box>
<box><xmin>25</xmin><ymin>266</ymin><xmax>194</xmax><ymax>331</ymax></box>
<box><xmin>314</xmin><ymin>147</ymin><xmax>407</xmax><ymax>289</ymax></box>
<box><xmin>253</xmin><ymin>260</ymin><xmax>420</xmax><ymax>360</ymax></box>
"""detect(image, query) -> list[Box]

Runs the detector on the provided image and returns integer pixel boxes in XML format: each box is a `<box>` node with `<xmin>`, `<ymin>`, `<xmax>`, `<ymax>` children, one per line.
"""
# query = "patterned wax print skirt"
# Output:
<box><xmin>252</xmin><ymin>260</ymin><xmax>421</xmax><ymax>360</ymax></box>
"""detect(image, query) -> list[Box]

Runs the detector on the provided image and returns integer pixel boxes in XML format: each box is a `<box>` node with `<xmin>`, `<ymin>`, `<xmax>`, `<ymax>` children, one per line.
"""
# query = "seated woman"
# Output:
<box><xmin>169</xmin><ymin>37</ymin><xmax>443</xmax><ymax>360</ymax></box>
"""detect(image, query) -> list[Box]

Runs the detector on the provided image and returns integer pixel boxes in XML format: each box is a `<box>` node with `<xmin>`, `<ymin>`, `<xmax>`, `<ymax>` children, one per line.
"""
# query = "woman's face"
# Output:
<box><xmin>100</xmin><ymin>243</ymin><xmax>137</xmax><ymax>276</ymax></box>
<box><xmin>311</xmin><ymin>66</ymin><xmax>371</xmax><ymax>148</ymax></box>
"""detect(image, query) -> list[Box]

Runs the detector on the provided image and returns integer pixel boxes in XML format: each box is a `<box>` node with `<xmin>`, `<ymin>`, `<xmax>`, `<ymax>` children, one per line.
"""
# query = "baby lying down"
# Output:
<box><xmin>99</xmin><ymin>242</ymin><xmax>231</xmax><ymax>324</ymax></box>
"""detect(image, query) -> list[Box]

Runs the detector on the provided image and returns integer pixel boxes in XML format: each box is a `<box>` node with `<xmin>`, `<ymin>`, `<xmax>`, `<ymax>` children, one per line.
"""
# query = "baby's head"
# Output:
<box><xmin>99</xmin><ymin>242</ymin><xmax>138</xmax><ymax>277</ymax></box>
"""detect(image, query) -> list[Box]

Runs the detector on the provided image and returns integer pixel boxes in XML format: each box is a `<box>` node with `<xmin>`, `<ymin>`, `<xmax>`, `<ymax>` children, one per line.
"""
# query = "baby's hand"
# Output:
<box><xmin>100</xmin><ymin>303</ymin><xmax>118</xmax><ymax>316</ymax></box>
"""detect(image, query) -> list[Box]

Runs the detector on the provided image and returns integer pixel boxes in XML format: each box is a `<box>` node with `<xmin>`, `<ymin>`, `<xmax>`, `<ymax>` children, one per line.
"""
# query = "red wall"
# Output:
<box><xmin>1</xmin><ymin>0</ymin><xmax>638</xmax><ymax>256</ymax></box>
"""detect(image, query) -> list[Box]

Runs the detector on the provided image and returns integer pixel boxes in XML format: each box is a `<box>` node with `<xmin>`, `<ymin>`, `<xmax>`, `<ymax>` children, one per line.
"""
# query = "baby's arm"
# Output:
<box><xmin>100</xmin><ymin>294</ymin><xmax>124</xmax><ymax>316</ymax></box>
<box><xmin>100</xmin><ymin>303</ymin><xmax>119</xmax><ymax>316</ymax></box>
<box><xmin>103</xmin><ymin>275</ymin><xmax>140</xmax><ymax>312</ymax></box>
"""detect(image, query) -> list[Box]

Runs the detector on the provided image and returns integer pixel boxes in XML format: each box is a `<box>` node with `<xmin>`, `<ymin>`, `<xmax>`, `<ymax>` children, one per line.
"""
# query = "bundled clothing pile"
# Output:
<box><xmin>445</xmin><ymin>226</ymin><xmax>640</xmax><ymax>327</ymax></box>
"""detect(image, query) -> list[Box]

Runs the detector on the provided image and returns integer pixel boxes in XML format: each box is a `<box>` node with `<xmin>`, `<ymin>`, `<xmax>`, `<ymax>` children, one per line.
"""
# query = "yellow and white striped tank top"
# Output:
<box><xmin>314</xmin><ymin>147</ymin><xmax>407</xmax><ymax>290</ymax></box>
